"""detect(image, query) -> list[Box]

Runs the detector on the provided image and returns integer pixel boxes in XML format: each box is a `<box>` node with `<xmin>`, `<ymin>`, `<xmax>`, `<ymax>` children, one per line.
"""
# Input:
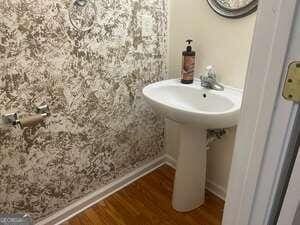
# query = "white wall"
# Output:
<box><xmin>166</xmin><ymin>0</ymin><xmax>256</xmax><ymax>199</ymax></box>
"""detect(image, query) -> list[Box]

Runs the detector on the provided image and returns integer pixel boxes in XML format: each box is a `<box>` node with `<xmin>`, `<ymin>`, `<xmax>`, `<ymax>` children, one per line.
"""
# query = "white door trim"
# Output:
<box><xmin>277</xmin><ymin>147</ymin><xmax>300</xmax><ymax>225</ymax></box>
<box><xmin>222</xmin><ymin>0</ymin><xmax>298</xmax><ymax>225</ymax></box>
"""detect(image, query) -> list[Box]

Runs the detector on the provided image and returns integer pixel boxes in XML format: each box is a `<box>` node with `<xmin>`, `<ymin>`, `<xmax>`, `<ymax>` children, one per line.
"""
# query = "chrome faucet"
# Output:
<box><xmin>200</xmin><ymin>66</ymin><xmax>224</xmax><ymax>91</ymax></box>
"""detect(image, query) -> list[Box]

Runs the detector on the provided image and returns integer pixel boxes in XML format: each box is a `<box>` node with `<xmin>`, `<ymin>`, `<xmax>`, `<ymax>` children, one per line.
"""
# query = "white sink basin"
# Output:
<box><xmin>143</xmin><ymin>79</ymin><xmax>243</xmax><ymax>212</ymax></box>
<box><xmin>143</xmin><ymin>79</ymin><xmax>242</xmax><ymax>129</ymax></box>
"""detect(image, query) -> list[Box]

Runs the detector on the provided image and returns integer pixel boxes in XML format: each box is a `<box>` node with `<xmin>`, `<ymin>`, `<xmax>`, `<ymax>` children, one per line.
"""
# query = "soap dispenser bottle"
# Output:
<box><xmin>181</xmin><ymin>39</ymin><xmax>196</xmax><ymax>84</ymax></box>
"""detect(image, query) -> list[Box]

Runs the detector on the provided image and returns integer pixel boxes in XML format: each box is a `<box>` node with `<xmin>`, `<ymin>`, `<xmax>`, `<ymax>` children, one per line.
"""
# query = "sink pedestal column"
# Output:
<box><xmin>172</xmin><ymin>125</ymin><xmax>207</xmax><ymax>212</ymax></box>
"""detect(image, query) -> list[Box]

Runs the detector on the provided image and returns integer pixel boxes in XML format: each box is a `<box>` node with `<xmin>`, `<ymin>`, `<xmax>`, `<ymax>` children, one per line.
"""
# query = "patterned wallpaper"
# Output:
<box><xmin>0</xmin><ymin>0</ymin><xmax>167</xmax><ymax>221</ymax></box>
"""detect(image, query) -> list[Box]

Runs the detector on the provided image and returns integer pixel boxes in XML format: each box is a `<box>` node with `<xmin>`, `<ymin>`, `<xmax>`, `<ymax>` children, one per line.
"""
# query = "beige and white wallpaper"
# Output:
<box><xmin>0</xmin><ymin>0</ymin><xmax>167</xmax><ymax>221</ymax></box>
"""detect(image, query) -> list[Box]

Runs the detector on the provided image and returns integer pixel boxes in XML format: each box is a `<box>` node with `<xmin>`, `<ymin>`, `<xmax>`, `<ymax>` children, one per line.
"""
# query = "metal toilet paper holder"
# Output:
<box><xmin>2</xmin><ymin>112</ymin><xmax>18</xmax><ymax>126</ymax></box>
<box><xmin>34</xmin><ymin>104</ymin><xmax>51</xmax><ymax>117</ymax></box>
<box><xmin>1</xmin><ymin>104</ymin><xmax>50</xmax><ymax>128</ymax></box>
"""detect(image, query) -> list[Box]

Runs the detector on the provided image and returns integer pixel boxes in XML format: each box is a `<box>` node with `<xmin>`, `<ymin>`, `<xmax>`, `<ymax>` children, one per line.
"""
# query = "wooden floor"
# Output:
<box><xmin>62</xmin><ymin>165</ymin><xmax>224</xmax><ymax>225</ymax></box>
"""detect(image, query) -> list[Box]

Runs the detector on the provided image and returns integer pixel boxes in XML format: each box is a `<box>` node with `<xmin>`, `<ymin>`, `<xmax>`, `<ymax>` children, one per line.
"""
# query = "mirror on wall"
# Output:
<box><xmin>207</xmin><ymin>0</ymin><xmax>258</xmax><ymax>18</ymax></box>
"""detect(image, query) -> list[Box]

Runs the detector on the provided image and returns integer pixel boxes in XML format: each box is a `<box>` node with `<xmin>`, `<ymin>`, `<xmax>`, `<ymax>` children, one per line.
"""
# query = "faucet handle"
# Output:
<box><xmin>200</xmin><ymin>65</ymin><xmax>224</xmax><ymax>91</ymax></box>
<box><xmin>201</xmin><ymin>65</ymin><xmax>216</xmax><ymax>82</ymax></box>
<box><xmin>206</xmin><ymin>65</ymin><xmax>216</xmax><ymax>78</ymax></box>
<box><xmin>206</xmin><ymin>65</ymin><xmax>214</xmax><ymax>71</ymax></box>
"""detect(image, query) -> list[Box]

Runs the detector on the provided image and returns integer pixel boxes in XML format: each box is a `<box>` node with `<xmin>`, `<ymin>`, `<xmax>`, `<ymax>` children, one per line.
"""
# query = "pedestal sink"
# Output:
<box><xmin>143</xmin><ymin>79</ymin><xmax>242</xmax><ymax>212</ymax></box>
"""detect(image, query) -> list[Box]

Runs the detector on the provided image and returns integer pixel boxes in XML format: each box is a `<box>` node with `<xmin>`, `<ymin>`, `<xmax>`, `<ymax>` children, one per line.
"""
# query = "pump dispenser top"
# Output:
<box><xmin>186</xmin><ymin>39</ymin><xmax>193</xmax><ymax>53</ymax></box>
<box><xmin>181</xmin><ymin>39</ymin><xmax>196</xmax><ymax>84</ymax></box>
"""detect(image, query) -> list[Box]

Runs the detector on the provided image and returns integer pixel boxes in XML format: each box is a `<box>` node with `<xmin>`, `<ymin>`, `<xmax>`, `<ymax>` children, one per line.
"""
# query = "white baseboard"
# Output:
<box><xmin>165</xmin><ymin>154</ymin><xmax>177</xmax><ymax>169</ymax></box>
<box><xmin>206</xmin><ymin>180</ymin><xmax>226</xmax><ymax>200</ymax></box>
<box><xmin>36</xmin><ymin>156</ymin><xmax>166</xmax><ymax>225</ymax></box>
<box><xmin>37</xmin><ymin>154</ymin><xmax>226</xmax><ymax>225</ymax></box>
<box><xmin>165</xmin><ymin>154</ymin><xmax>226</xmax><ymax>200</ymax></box>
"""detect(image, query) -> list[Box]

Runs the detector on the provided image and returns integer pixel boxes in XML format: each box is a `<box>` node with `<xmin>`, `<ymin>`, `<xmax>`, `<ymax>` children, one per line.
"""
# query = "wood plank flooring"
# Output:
<box><xmin>62</xmin><ymin>165</ymin><xmax>224</xmax><ymax>225</ymax></box>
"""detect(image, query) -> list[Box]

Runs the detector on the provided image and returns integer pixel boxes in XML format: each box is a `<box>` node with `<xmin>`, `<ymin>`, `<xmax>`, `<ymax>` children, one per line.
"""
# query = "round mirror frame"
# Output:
<box><xmin>207</xmin><ymin>0</ymin><xmax>258</xmax><ymax>18</ymax></box>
